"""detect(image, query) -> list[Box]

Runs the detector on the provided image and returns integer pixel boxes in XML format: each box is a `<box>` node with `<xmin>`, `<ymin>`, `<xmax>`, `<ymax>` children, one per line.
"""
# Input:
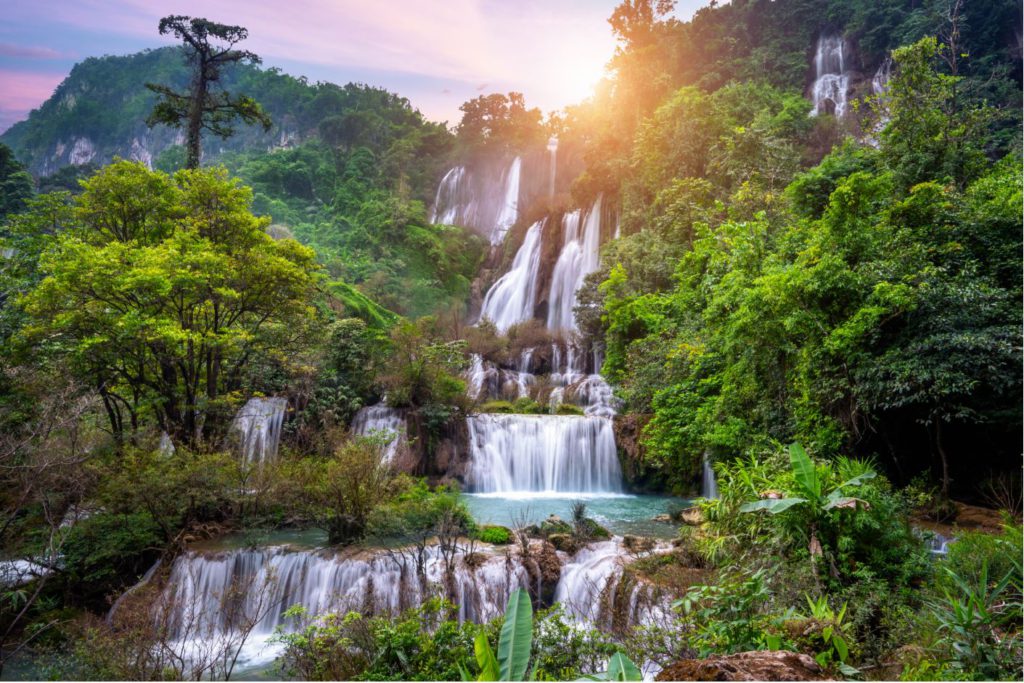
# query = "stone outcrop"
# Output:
<box><xmin>656</xmin><ymin>651</ymin><xmax>830</xmax><ymax>681</ymax></box>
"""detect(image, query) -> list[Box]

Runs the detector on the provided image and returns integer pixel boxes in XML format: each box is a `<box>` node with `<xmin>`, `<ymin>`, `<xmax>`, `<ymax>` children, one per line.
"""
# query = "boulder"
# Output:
<box><xmin>656</xmin><ymin>651</ymin><xmax>830</xmax><ymax>681</ymax></box>
<box><xmin>681</xmin><ymin>507</ymin><xmax>704</xmax><ymax>526</ymax></box>
<box><xmin>547</xmin><ymin>533</ymin><xmax>580</xmax><ymax>554</ymax></box>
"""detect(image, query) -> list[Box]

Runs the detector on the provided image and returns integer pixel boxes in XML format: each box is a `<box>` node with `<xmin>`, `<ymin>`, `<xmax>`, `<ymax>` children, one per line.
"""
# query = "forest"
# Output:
<box><xmin>0</xmin><ymin>0</ymin><xmax>1020</xmax><ymax>681</ymax></box>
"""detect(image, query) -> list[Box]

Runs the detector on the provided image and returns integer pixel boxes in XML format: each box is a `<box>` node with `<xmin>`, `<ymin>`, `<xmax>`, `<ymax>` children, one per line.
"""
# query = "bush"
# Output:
<box><xmin>478</xmin><ymin>525</ymin><xmax>512</xmax><ymax>545</ymax></box>
<box><xmin>60</xmin><ymin>511</ymin><xmax>163</xmax><ymax>606</ymax></box>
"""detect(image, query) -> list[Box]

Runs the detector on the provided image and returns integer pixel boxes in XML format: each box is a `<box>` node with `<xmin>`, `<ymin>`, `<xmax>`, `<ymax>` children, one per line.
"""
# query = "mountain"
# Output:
<box><xmin>0</xmin><ymin>46</ymin><xmax>429</xmax><ymax>176</ymax></box>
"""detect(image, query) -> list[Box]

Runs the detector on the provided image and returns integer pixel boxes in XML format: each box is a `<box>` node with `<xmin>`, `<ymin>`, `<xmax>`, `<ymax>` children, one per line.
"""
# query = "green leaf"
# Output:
<box><xmin>739</xmin><ymin>497</ymin><xmax>807</xmax><ymax>514</ymax></box>
<box><xmin>475</xmin><ymin>632</ymin><xmax>500</xmax><ymax>681</ymax></box>
<box><xmin>605</xmin><ymin>653</ymin><xmax>643</xmax><ymax>681</ymax></box>
<box><xmin>838</xmin><ymin>662</ymin><xmax>861</xmax><ymax>678</ymax></box>
<box><xmin>832</xmin><ymin>634</ymin><xmax>849</xmax><ymax>662</ymax></box>
<box><xmin>823</xmin><ymin>496</ymin><xmax>866</xmax><ymax>510</ymax></box>
<box><xmin>834</xmin><ymin>471</ymin><xmax>877</xmax><ymax>490</ymax></box>
<box><xmin>498</xmin><ymin>589</ymin><xmax>533</xmax><ymax>681</ymax></box>
<box><xmin>789</xmin><ymin>443</ymin><xmax>820</xmax><ymax>499</ymax></box>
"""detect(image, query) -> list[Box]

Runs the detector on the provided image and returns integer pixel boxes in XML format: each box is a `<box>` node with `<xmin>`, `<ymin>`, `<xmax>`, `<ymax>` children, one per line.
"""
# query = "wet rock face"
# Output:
<box><xmin>656</xmin><ymin>651</ymin><xmax>830</xmax><ymax>681</ymax></box>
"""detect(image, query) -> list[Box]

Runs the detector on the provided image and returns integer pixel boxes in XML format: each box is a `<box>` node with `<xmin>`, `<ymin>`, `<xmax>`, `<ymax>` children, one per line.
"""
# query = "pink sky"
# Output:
<box><xmin>0</xmin><ymin>1</ymin><xmax>710</xmax><ymax>131</ymax></box>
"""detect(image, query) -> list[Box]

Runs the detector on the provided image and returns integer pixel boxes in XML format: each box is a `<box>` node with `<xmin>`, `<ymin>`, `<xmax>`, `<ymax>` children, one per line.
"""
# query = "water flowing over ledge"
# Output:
<box><xmin>466</xmin><ymin>413</ymin><xmax>622</xmax><ymax>495</ymax></box>
<box><xmin>232</xmin><ymin>397</ymin><xmax>287</xmax><ymax>465</ymax></box>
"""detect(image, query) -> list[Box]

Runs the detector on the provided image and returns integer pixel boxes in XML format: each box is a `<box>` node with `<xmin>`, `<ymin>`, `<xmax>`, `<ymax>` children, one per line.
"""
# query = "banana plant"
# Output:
<box><xmin>587</xmin><ymin>652</ymin><xmax>644</xmax><ymax>681</ymax></box>
<box><xmin>468</xmin><ymin>589</ymin><xmax>533</xmax><ymax>681</ymax></box>
<box><xmin>739</xmin><ymin>443</ymin><xmax>875</xmax><ymax>570</ymax></box>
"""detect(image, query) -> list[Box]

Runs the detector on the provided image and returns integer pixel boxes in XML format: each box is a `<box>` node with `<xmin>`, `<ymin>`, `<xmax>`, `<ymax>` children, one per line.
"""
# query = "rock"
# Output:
<box><xmin>652</xmin><ymin>513</ymin><xmax>672</xmax><ymax>523</ymax></box>
<box><xmin>681</xmin><ymin>508</ymin><xmax>704</xmax><ymax>526</ymax></box>
<box><xmin>576</xmin><ymin>517</ymin><xmax>611</xmax><ymax>539</ymax></box>
<box><xmin>540</xmin><ymin>515</ymin><xmax>572</xmax><ymax>536</ymax></box>
<box><xmin>656</xmin><ymin>650</ymin><xmax>830</xmax><ymax>681</ymax></box>
<box><xmin>622</xmin><ymin>535</ymin><xmax>656</xmax><ymax>554</ymax></box>
<box><xmin>547</xmin><ymin>533</ymin><xmax>579</xmax><ymax>553</ymax></box>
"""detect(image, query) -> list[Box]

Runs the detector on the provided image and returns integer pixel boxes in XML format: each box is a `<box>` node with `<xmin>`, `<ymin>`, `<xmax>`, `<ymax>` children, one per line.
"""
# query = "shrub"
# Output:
<box><xmin>60</xmin><ymin>511</ymin><xmax>163</xmax><ymax>607</ymax></box>
<box><xmin>478</xmin><ymin>525</ymin><xmax>512</xmax><ymax>545</ymax></box>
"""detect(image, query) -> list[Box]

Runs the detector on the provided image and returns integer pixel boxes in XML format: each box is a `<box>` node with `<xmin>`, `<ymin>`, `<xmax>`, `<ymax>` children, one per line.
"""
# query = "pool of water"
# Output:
<box><xmin>461</xmin><ymin>493</ymin><xmax>689</xmax><ymax>538</ymax></box>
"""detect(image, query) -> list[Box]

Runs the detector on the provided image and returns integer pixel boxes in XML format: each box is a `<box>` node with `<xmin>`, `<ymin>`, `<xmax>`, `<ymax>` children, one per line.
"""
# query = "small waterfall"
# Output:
<box><xmin>701</xmin><ymin>455</ymin><xmax>718</xmax><ymax>499</ymax></box>
<box><xmin>492</xmin><ymin>157</ymin><xmax>522</xmax><ymax>246</ymax></box>
<box><xmin>430</xmin><ymin>166</ymin><xmax>467</xmax><ymax>225</ymax></box>
<box><xmin>810</xmin><ymin>34</ymin><xmax>850</xmax><ymax>117</ymax></box>
<box><xmin>554</xmin><ymin>540</ymin><xmax>673</xmax><ymax>629</ymax></box>
<box><xmin>546</xmin><ymin>195</ymin><xmax>603</xmax><ymax>331</ymax></box>
<box><xmin>871</xmin><ymin>57</ymin><xmax>892</xmax><ymax>96</ymax></box>
<box><xmin>466</xmin><ymin>414</ymin><xmax>622</xmax><ymax>494</ymax></box>
<box><xmin>547</xmin><ymin>136</ymin><xmax>558</xmax><ymax>198</ymax></box>
<box><xmin>478</xmin><ymin>220</ymin><xmax>544</xmax><ymax>332</ymax></box>
<box><xmin>350</xmin><ymin>403</ymin><xmax>407</xmax><ymax>464</ymax></box>
<box><xmin>232</xmin><ymin>397</ymin><xmax>287</xmax><ymax>465</ymax></box>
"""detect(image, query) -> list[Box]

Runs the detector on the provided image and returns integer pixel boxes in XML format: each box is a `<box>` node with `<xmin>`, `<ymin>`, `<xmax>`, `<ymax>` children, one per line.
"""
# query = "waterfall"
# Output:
<box><xmin>701</xmin><ymin>455</ymin><xmax>719</xmax><ymax>500</ymax></box>
<box><xmin>232</xmin><ymin>397</ymin><xmax>287</xmax><ymax>465</ymax></box>
<box><xmin>478</xmin><ymin>220</ymin><xmax>544</xmax><ymax>332</ymax></box>
<box><xmin>810</xmin><ymin>35</ymin><xmax>850</xmax><ymax>117</ymax></box>
<box><xmin>492</xmin><ymin>157</ymin><xmax>522</xmax><ymax>246</ymax></box>
<box><xmin>546</xmin><ymin>195</ymin><xmax>603</xmax><ymax>332</ymax></box>
<box><xmin>546</xmin><ymin>210</ymin><xmax>583</xmax><ymax>332</ymax></box>
<box><xmin>156</xmin><ymin>544</ymin><xmax>532</xmax><ymax>669</ymax></box>
<box><xmin>350</xmin><ymin>403</ymin><xmax>407</xmax><ymax>464</ymax></box>
<box><xmin>466</xmin><ymin>414</ymin><xmax>622</xmax><ymax>494</ymax></box>
<box><xmin>554</xmin><ymin>540</ymin><xmax>673</xmax><ymax>629</ymax></box>
<box><xmin>871</xmin><ymin>57</ymin><xmax>892</xmax><ymax>96</ymax></box>
<box><xmin>430</xmin><ymin>165</ymin><xmax>467</xmax><ymax>225</ymax></box>
<box><xmin>547</xmin><ymin>136</ymin><xmax>558</xmax><ymax>198</ymax></box>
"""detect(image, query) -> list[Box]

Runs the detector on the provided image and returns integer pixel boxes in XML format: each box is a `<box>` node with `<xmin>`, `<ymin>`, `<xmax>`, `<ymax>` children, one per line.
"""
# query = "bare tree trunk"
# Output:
<box><xmin>186</xmin><ymin>61</ymin><xmax>208</xmax><ymax>169</ymax></box>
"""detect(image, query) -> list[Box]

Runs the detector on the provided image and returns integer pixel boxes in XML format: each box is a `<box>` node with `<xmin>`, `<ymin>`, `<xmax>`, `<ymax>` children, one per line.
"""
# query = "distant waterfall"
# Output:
<box><xmin>701</xmin><ymin>455</ymin><xmax>719</xmax><ymax>499</ymax></box>
<box><xmin>350</xmin><ymin>403</ymin><xmax>407</xmax><ymax>464</ymax></box>
<box><xmin>466</xmin><ymin>414</ymin><xmax>622</xmax><ymax>494</ymax></box>
<box><xmin>546</xmin><ymin>195</ymin><xmax>603</xmax><ymax>332</ymax></box>
<box><xmin>492</xmin><ymin>157</ymin><xmax>522</xmax><ymax>245</ymax></box>
<box><xmin>429</xmin><ymin>156</ymin><xmax>521</xmax><ymax>245</ymax></box>
<box><xmin>478</xmin><ymin>220</ymin><xmax>544</xmax><ymax>332</ymax></box>
<box><xmin>232</xmin><ymin>397</ymin><xmax>287</xmax><ymax>465</ymax></box>
<box><xmin>430</xmin><ymin>166</ymin><xmax>467</xmax><ymax>225</ymax></box>
<box><xmin>810</xmin><ymin>35</ymin><xmax>850</xmax><ymax>117</ymax></box>
<box><xmin>547</xmin><ymin>136</ymin><xmax>558</xmax><ymax>198</ymax></box>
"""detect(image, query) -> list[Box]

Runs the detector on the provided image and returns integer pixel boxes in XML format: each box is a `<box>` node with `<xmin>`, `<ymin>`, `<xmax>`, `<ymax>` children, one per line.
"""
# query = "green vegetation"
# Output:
<box><xmin>0</xmin><ymin>0</ymin><xmax>1020</xmax><ymax>680</ymax></box>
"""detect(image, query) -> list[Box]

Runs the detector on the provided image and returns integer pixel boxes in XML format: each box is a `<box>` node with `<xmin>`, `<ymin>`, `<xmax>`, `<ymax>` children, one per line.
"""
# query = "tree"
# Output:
<box><xmin>17</xmin><ymin>161</ymin><xmax>320</xmax><ymax>447</ymax></box>
<box><xmin>0</xmin><ymin>144</ymin><xmax>33</xmax><ymax>220</ymax></box>
<box><xmin>146</xmin><ymin>16</ymin><xmax>271</xmax><ymax>169</ymax></box>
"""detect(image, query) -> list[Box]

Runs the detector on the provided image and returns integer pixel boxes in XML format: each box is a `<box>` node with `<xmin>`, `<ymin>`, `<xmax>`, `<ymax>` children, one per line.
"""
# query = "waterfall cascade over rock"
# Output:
<box><xmin>701</xmin><ymin>455</ymin><xmax>719</xmax><ymax>499</ymax></box>
<box><xmin>350</xmin><ymin>403</ymin><xmax>407</xmax><ymax>463</ymax></box>
<box><xmin>232</xmin><ymin>397</ymin><xmax>288</xmax><ymax>465</ymax></box>
<box><xmin>430</xmin><ymin>156</ymin><xmax>524</xmax><ymax>246</ymax></box>
<box><xmin>478</xmin><ymin>219</ymin><xmax>545</xmax><ymax>332</ymax></box>
<box><xmin>467</xmin><ymin>414</ymin><xmax>622</xmax><ymax>495</ymax></box>
<box><xmin>810</xmin><ymin>34</ymin><xmax>850</xmax><ymax>117</ymax></box>
<box><xmin>546</xmin><ymin>194</ymin><xmax>603</xmax><ymax>332</ymax></box>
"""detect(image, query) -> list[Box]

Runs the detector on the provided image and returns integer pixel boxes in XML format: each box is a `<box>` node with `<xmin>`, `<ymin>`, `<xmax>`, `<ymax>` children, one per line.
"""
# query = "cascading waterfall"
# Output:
<box><xmin>492</xmin><ymin>156</ymin><xmax>522</xmax><ymax>245</ymax></box>
<box><xmin>350</xmin><ymin>403</ymin><xmax>407</xmax><ymax>463</ymax></box>
<box><xmin>546</xmin><ymin>195</ymin><xmax>603</xmax><ymax>332</ymax></box>
<box><xmin>232</xmin><ymin>397</ymin><xmax>287</xmax><ymax>465</ymax></box>
<box><xmin>810</xmin><ymin>34</ymin><xmax>850</xmax><ymax>117</ymax></box>
<box><xmin>429</xmin><ymin>156</ymin><xmax>521</xmax><ymax>245</ymax></box>
<box><xmin>430</xmin><ymin>166</ymin><xmax>467</xmax><ymax>225</ymax></box>
<box><xmin>466</xmin><ymin>414</ymin><xmax>622</xmax><ymax>494</ymax></box>
<box><xmin>478</xmin><ymin>220</ymin><xmax>544</xmax><ymax>332</ymax></box>
<box><xmin>554</xmin><ymin>540</ymin><xmax>673</xmax><ymax>630</ymax></box>
<box><xmin>157</xmin><ymin>545</ymin><xmax>532</xmax><ymax>669</ymax></box>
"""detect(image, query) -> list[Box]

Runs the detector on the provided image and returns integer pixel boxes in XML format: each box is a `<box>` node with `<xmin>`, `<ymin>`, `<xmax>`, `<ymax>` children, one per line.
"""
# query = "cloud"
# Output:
<box><xmin>0</xmin><ymin>43</ymin><xmax>64</xmax><ymax>59</ymax></box>
<box><xmin>0</xmin><ymin>69</ymin><xmax>67</xmax><ymax>133</ymax></box>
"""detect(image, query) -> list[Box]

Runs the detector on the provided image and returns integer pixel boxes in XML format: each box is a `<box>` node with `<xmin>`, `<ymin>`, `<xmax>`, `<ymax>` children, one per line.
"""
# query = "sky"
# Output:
<box><xmin>0</xmin><ymin>1</ymin><xmax>710</xmax><ymax>134</ymax></box>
